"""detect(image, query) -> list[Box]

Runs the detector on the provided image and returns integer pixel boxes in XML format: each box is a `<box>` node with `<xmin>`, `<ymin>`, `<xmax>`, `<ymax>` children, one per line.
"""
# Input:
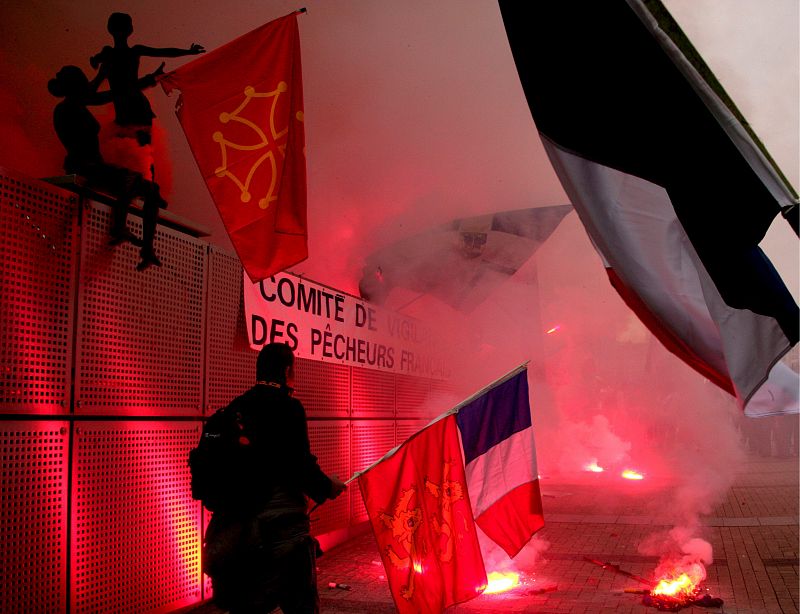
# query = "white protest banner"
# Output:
<box><xmin>243</xmin><ymin>272</ymin><xmax>448</xmax><ymax>378</ymax></box>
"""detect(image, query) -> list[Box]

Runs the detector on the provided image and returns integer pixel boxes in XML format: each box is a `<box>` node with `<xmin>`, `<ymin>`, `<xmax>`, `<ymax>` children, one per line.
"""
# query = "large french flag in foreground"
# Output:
<box><xmin>499</xmin><ymin>1</ymin><xmax>799</xmax><ymax>417</ymax></box>
<box><xmin>358</xmin><ymin>365</ymin><xmax>542</xmax><ymax>613</ymax></box>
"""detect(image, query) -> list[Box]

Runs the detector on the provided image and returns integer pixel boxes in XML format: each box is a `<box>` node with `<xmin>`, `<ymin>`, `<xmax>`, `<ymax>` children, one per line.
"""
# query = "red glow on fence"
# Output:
<box><xmin>483</xmin><ymin>570</ymin><xmax>520</xmax><ymax>594</ymax></box>
<box><xmin>621</xmin><ymin>469</ymin><xmax>644</xmax><ymax>480</ymax></box>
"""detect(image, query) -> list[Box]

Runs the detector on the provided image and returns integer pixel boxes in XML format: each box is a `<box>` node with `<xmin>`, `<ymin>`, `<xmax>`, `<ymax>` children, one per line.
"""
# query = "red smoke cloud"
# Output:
<box><xmin>95</xmin><ymin>105</ymin><xmax>173</xmax><ymax>198</ymax></box>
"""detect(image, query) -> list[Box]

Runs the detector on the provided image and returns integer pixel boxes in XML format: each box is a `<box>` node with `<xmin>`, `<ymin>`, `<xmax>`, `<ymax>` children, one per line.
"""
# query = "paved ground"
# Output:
<box><xmin>187</xmin><ymin>455</ymin><xmax>798</xmax><ymax>614</ymax></box>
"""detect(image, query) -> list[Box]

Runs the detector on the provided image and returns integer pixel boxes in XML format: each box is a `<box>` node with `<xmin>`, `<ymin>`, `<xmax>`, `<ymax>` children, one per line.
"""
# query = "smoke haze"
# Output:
<box><xmin>2</xmin><ymin>0</ymin><xmax>794</xmax><ymax>291</ymax></box>
<box><xmin>1</xmin><ymin>0</ymin><xmax>797</xmax><ymax>575</ymax></box>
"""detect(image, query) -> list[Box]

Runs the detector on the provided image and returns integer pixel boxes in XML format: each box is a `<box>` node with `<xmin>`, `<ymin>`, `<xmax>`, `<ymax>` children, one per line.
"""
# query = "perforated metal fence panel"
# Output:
<box><xmin>295</xmin><ymin>358</ymin><xmax>350</xmax><ymax>419</ymax></box>
<box><xmin>74</xmin><ymin>202</ymin><xmax>205</xmax><ymax>415</ymax></box>
<box><xmin>202</xmin><ymin>512</ymin><xmax>213</xmax><ymax>600</ymax></box>
<box><xmin>395</xmin><ymin>419</ymin><xmax>429</xmax><ymax>447</ymax></box>
<box><xmin>205</xmin><ymin>248</ymin><xmax>256</xmax><ymax>413</ymax></box>
<box><xmin>0</xmin><ymin>422</ymin><xmax>69</xmax><ymax>614</ymax></box>
<box><xmin>308</xmin><ymin>420</ymin><xmax>350</xmax><ymax>535</ymax></box>
<box><xmin>396</xmin><ymin>374</ymin><xmax>431</xmax><ymax>419</ymax></box>
<box><xmin>429</xmin><ymin>377</ymin><xmax>459</xmax><ymax>416</ymax></box>
<box><xmin>0</xmin><ymin>170</ymin><xmax>78</xmax><ymax>413</ymax></box>
<box><xmin>203</xmin><ymin>566</ymin><xmax>214</xmax><ymax>602</ymax></box>
<box><xmin>0</xmin><ymin>168</ymin><xmax>455</xmax><ymax>614</ymax></box>
<box><xmin>71</xmin><ymin>421</ymin><xmax>202</xmax><ymax>614</ymax></box>
<box><xmin>351</xmin><ymin>366</ymin><xmax>395</xmax><ymax>418</ymax></box>
<box><xmin>350</xmin><ymin>420</ymin><xmax>396</xmax><ymax>523</ymax></box>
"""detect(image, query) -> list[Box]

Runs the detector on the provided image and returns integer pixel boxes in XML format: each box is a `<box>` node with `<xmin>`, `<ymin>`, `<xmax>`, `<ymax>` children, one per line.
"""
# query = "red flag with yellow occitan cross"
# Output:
<box><xmin>161</xmin><ymin>12</ymin><xmax>307</xmax><ymax>281</ymax></box>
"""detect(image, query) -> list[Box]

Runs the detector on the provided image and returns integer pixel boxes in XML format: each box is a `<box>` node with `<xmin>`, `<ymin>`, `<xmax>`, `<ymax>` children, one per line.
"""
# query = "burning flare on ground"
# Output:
<box><xmin>653</xmin><ymin>574</ymin><xmax>696</xmax><ymax>597</ymax></box>
<box><xmin>584</xmin><ymin>459</ymin><xmax>604</xmax><ymax>472</ymax></box>
<box><xmin>652</xmin><ymin>561</ymin><xmax>705</xmax><ymax>596</ymax></box>
<box><xmin>645</xmin><ymin>560</ymin><xmax>714</xmax><ymax>609</ymax></box>
<box><xmin>621</xmin><ymin>469</ymin><xmax>644</xmax><ymax>480</ymax></box>
<box><xmin>483</xmin><ymin>570</ymin><xmax>520</xmax><ymax>594</ymax></box>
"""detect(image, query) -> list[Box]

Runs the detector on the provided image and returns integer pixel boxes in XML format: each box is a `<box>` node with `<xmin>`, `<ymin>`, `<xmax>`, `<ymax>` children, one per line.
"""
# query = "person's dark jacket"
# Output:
<box><xmin>229</xmin><ymin>383</ymin><xmax>334</xmax><ymax>514</ymax></box>
<box><xmin>204</xmin><ymin>382</ymin><xmax>331</xmax><ymax>610</ymax></box>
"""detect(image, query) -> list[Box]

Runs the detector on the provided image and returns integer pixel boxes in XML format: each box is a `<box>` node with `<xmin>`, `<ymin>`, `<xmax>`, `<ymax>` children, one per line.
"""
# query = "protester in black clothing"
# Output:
<box><xmin>204</xmin><ymin>343</ymin><xmax>346</xmax><ymax>614</ymax></box>
<box><xmin>48</xmin><ymin>64</ymin><xmax>166</xmax><ymax>270</ymax></box>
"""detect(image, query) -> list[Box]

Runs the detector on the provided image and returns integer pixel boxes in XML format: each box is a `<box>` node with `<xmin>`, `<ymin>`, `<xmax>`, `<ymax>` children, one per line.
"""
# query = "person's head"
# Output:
<box><xmin>48</xmin><ymin>66</ymin><xmax>89</xmax><ymax>99</ymax></box>
<box><xmin>256</xmin><ymin>343</ymin><xmax>295</xmax><ymax>386</ymax></box>
<box><xmin>107</xmin><ymin>12</ymin><xmax>133</xmax><ymax>38</ymax></box>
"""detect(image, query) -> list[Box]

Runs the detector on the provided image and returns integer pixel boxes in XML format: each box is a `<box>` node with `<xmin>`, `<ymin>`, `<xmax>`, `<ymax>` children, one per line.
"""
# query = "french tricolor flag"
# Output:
<box><xmin>455</xmin><ymin>366</ymin><xmax>544</xmax><ymax>558</ymax></box>
<box><xmin>499</xmin><ymin>1</ymin><xmax>798</xmax><ymax>417</ymax></box>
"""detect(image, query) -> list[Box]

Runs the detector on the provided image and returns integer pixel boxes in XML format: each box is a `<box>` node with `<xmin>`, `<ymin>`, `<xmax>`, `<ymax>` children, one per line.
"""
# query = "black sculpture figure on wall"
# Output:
<box><xmin>48</xmin><ymin>65</ymin><xmax>166</xmax><ymax>271</ymax></box>
<box><xmin>90</xmin><ymin>12</ymin><xmax>205</xmax><ymax>146</ymax></box>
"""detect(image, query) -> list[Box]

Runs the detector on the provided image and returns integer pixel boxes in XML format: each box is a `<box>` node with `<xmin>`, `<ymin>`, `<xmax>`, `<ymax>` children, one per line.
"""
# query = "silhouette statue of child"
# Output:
<box><xmin>48</xmin><ymin>64</ymin><xmax>167</xmax><ymax>271</ymax></box>
<box><xmin>90</xmin><ymin>12</ymin><xmax>204</xmax><ymax>146</ymax></box>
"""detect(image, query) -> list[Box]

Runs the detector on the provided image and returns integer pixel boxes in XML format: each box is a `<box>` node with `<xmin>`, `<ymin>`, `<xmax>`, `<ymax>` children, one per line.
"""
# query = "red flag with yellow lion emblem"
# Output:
<box><xmin>359</xmin><ymin>415</ymin><xmax>486</xmax><ymax>614</ymax></box>
<box><xmin>161</xmin><ymin>12</ymin><xmax>307</xmax><ymax>281</ymax></box>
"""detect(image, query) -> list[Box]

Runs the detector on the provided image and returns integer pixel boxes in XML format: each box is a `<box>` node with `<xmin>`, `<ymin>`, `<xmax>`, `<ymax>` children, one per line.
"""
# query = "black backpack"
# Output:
<box><xmin>189</xmin><ymin>403</ymin><xmax>257</xmax><ymax>513</ymax></box>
